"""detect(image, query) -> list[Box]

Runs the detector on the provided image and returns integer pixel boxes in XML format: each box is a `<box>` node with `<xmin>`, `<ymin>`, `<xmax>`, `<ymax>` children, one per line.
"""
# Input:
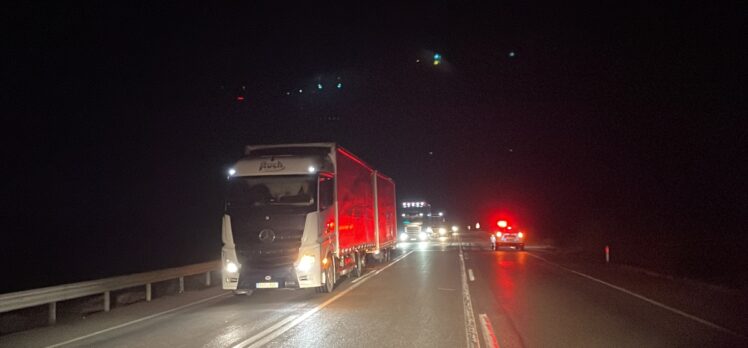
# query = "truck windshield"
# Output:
<box><xmin>227</xmin><ymin>175</ymin><xmax>317</xmax><ymax>208</ymax></box>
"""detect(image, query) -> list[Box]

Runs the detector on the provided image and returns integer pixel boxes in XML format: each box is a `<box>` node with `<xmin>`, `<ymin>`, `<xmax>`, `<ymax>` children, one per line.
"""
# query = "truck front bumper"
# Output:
<box><xmin>237</xmin><ymin>266</ymin><xmax>300</xmax><ymax>289</ymax></box>
<box><xmin>234</xmin><ymin>265</ymin><xmax>322</xmax><ymax>290</ymax></box>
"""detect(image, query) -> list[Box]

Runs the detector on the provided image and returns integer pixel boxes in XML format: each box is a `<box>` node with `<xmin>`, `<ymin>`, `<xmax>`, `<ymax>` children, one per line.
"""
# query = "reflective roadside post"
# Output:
<box><xmin>605</xmin><ymin>245</ymin><xmax>610</xmax><ymax>263</ymax></box>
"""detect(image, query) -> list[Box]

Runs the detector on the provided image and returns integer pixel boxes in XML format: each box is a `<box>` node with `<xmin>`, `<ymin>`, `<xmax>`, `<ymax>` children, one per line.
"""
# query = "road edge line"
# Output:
<box><xmin>45</xmin><ymin>292</ymin><xmax>231</xmax><ymax>348</ymax></box>
<box><xmin>526</xmin><ymin>253</ymin><xmax>747</xmax><ymax>340</ymax></box>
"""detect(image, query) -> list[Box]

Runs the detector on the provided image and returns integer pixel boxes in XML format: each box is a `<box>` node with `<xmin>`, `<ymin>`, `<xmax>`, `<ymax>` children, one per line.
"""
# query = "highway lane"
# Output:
<box><xmin>260</xmin><ymin>242</ymin><xmax>467</xmax><ymax>348</ymax></box>
<box><xmin>2</xmin><ymin>233</ymin><xmax>746</xmax><ymax>347</ymax></box>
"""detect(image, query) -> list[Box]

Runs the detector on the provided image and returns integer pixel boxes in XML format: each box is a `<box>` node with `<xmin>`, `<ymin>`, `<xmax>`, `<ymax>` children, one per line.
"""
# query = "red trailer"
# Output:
<box><xmin>222</xmin><ymin>143</ymin><xmax>397</xmax><ymax>293</ymax></box>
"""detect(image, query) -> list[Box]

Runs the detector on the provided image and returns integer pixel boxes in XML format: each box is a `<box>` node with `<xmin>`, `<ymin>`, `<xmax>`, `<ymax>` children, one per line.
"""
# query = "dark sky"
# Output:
<box><xmin>3</xmin><ymin>2</ymin><xmax>746</xmax><ymax>290</ymax></box>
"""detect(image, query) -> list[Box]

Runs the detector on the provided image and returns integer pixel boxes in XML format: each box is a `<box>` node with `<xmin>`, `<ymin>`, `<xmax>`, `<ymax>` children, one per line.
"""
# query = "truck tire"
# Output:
<box><xmin>319</xmin><ymin>256</ymin><xmax>336</xmax><ymax>293</ymax></box>
<box><xmin>353</xmin><ymin>252</ymin><xmax>363</xmax><ymax>277</ymax></box>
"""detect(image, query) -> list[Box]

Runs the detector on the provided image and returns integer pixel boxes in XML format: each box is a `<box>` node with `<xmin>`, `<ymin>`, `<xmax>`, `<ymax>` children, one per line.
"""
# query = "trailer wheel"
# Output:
<box><xmin>353</xmin><ymin>252</ymin><xmax>364</xmax><ymax>277</ymax></box>
<box><xmin>319</xmin><ymin>256</ymin><xmax>336</xmax><ymax>293</ymax></box>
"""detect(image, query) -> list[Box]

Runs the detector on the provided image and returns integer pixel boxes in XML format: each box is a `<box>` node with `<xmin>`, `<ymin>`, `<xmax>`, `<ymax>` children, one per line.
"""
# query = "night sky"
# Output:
<box><xmin>4</xmin><ymin>2</ymin><xmax>746</xmax><ymax>292</ymax></box>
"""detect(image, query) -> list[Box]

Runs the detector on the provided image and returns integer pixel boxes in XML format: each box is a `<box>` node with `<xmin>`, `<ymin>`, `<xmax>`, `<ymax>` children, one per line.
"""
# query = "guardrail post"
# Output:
<box><xmin>104</xmin><ymin>291</ymin><xmax>111</xmax><ymax>312</ymax></box>
<box><xmin>205</xmin><ymin>271</ymin><xmax>211</xmax><ymax>286</ymax></box>
<box><xmin>146</xmin><ymin>283</ymin><xmax>152</xmax><ymax>302</ymax></box>
<box><xmin>48</xmin><ymin>302</ymin><xmax>56</xmax><ymax>325</ymax></box>
<box><xmin>179</xmin><ymin>276</ymin><xmax>184</xmax><ymax>293</ymax></box>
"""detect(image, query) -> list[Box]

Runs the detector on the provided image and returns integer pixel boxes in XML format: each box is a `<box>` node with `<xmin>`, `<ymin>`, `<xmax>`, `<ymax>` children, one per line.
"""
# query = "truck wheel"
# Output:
<box><xmin>353</xmin><ymin>252</ymin><xmax>363</xmax><ymax>277</ymax></box>
<box><xmin>319</xmin><ymin>257</ymin><xmax>336</xmax><ymax>293</ymax></box>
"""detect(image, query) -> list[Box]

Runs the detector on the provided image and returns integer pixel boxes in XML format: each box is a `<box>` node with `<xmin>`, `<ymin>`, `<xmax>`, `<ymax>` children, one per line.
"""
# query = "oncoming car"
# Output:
<box><xmin>490</xmin><ymin>231</ymin><xmax>525</xmax><ymax>251</ymax></box>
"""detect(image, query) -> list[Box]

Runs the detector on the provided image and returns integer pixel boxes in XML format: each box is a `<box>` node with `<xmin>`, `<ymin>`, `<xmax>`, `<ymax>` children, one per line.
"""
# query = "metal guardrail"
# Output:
<box><xmin>0</xmin><ymin>260</ymin><xmax>220</xmax><ymax>324</ymax></box>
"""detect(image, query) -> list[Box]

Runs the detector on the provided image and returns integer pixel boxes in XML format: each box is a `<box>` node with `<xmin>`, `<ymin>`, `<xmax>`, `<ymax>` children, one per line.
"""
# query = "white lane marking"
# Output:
<box><xmin>233</xmin><ymin>249</ymin><xmax>415</xmax><ymax>348</ymax></box>
<box><xmin>479</xmin><ymin>313</ymin><xmax>500</xmax><ymax>348</ymax></box>
<box><xmin>468</xmin><ymin>269</ymin><xmax>475</xmax><ymax>282</ymax></box>
<box><xmin>459</xmin><ymin>240</ymin><xmax>481</xmax><ymax>348</ymax></box>
<box><xmin>527</xmin><ymin>253</ymin><xmax>748</xmax><ymax>340</ymax></box>
<box><xmin>230</xmin><ymin>314</ymin><xmax>298</xmax><ymax>347</ymax></box>
<box><xmin>350</xmin><ymin>271</ymin><xmax>375</xmax><ymax>283</ymax></box>
<box><xmin>45</xmin><ymin>292</ymin><xmax>231</xmax><ymax>348</ymax></box>
<box><xmin>438</xmin><ymin>287</ymin><xmax>456</xmax><ymax>291</ymax></box>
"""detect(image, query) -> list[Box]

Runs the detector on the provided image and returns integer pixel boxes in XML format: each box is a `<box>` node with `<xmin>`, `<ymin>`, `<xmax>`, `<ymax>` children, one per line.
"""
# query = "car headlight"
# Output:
<box><xmin>400</xmin><ymin>233</ymin><xmax>409</xmax><ymax>241</ymax></box>
<box><xmin>426</xmin><ymin>227</ymin><xmax>433</xmax><ymax>233</ymax></box>
<box><xmin>296</xmin><ymin>255</ymin><xmax>315</xmax><ymax>272</ymax></box>
<box><xmin>439</xmin><ymin>228</ymin><xmax>447</xmax><ymax>235</ymax></box>
<box><xmin>225</xmin><ymin>261</ymin><xmax>239</xmax><ymax>274</ymax></box>
<box><xmin>418</xmin><ymin>232</ymin><xmax>428</xmax><ymax>240</ymax></box>
<box><xmin>518</xmin><ymin>232</ymin><xmax>524</xmax><ymax>239</ymax></box>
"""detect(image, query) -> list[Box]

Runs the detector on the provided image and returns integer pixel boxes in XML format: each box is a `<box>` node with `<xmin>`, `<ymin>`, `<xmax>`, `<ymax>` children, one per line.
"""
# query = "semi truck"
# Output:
<box><xmin>399</xmin><ymin>201</ymin><xmax>431</xmax><ymax>241</ymax></box>
<box><xmin>222</xmin><ymin>143</ymin><xmax>397</xmax><ymax>293</ymax></box>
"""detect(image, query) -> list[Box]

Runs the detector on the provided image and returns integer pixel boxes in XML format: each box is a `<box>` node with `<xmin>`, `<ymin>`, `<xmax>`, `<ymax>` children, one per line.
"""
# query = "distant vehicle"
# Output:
<box><xmin>427</xmin><ymin>224</ymin><xmax>451</xmax><ymax>239</ymax></box>
<box><xmin>222</xmin><ymin>143</ymin><xmax>398</xmax><ymax>294</ymax></box>
<box><xmin>399</xmin><ymin>201</ymin><xmax>431</xmax><ymax>241</ymax></box>
<box><xmin>491</xmin><ymin>230</ymin><xmax>525</xmax><ymax>251</ymax></box>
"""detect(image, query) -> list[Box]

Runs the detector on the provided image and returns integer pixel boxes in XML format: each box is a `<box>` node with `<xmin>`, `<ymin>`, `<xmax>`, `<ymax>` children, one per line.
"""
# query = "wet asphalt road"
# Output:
<box><xmin>3</xmin><ymin>232</ymin><xmax>746</xmax><ymax>347</ymax></box>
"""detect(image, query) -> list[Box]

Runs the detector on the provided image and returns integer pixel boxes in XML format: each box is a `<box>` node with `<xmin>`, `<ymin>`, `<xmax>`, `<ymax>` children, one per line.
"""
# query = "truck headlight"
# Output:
<box><xmin>418</xmin><ymin>232</ymin><xmax>428</xmax><ymax>240</ymax></box>
<box><xmin>439</xmin><ymin>228</ymin><xmax>447</xmax><ymax>235</ymax></box>
<box><xmin>296</xmin><ymin>255</ymin><xmax>315</xmax><ymax>272</ymax></box>
<box><xmin>225</xmin><ymin>261</ymin><xmax>239</xmax><ymax>274</ymax></box>
<box><xmin>426</xmin><ymin>227</ymin><xmax>433</xmax><ymax>233</ymax></box>
<box><xmin>400</xmin><ymin>233</ymin><xmax>409</xmax><ymax>241</ymax></box>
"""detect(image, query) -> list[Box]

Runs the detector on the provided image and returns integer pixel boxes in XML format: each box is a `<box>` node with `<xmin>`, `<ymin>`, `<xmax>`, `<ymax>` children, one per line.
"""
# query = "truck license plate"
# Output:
<box><xmin>256</xmin><ymin>282</ymin><xmax>279</xmax><ymax>289</ymax></box>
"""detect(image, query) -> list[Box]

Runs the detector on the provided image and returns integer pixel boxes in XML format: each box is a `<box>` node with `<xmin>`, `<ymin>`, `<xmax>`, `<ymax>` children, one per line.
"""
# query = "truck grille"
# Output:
<box><xmin>405</xmin><ymin>225</ymin><xmax>421</xmax><ymax>234</ymax></box>
<box><xmin>237</xmin><ymin>245</ymin><xmax>300</xmax><ymax>270</ymax></box>
<box><xmin>230</xmin><ymin>211</ymin><xmax>306</xmax><ymax>269</ymax></box>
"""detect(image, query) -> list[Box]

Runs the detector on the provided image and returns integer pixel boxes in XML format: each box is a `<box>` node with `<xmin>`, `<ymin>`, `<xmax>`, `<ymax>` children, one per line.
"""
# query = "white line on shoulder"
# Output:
<box><xmin>526</xmin><ymin>253</ymin><xmax>747</xmax><ymax>340</ymax></box>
